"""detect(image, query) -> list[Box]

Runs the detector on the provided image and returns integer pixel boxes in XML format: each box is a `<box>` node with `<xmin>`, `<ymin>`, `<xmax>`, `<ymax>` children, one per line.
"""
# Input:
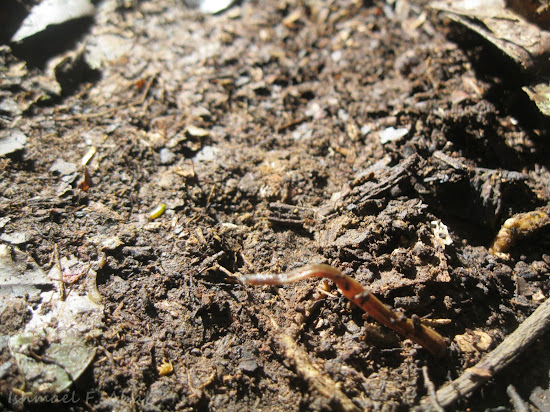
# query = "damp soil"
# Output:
<box><xmin>1</xmin><ymin>0</ymin><xmax>550</xmax><ymax>411</ymax></box>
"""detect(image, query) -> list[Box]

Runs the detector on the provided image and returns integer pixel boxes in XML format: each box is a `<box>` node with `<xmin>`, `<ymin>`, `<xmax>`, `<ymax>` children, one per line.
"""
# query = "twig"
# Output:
<box><xmin>273</xmin><ymin>321</ymin><xmax>365</xmax><ymax>412</ymax></box>
<box><xmin>277</xmin><ymin>116</ymin><xmax>310</xmax><ymax>132</ymax></box>
<box><xmin>506</xmin><ymin>385</ymin><xmax>529</xmax><ymax>412</ymax></box>
<box><xmin>51</xmin><ymin>244</ymin><xmax>65</xmax><ymax>300</ymax></box>
<box><xmin>96</xmin><ymin>345</ymin><xmax>115</xmax><ymax>368</ymax></box>
<box><xmin>428</xmin><ymin>296</ymin><xmax>550</xmax><ymax>407</ymax></box>
<box><xmin>422</xmin><ymin>366</ymin><xmax>444</xmax><ymax>412</ymax></box>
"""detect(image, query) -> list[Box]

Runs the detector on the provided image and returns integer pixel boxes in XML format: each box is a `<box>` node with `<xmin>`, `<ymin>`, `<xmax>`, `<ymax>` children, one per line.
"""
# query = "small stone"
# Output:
<box><xmin>0</xmin><ymin>362</ymin><xmax>12</xmax><ymax>379</ymax></box>
<box><xmin>361</xmin><ymin>124</ymin><xmax>372</xmax><ymax>135</ymax></box>
<box><xmin>0</xmin><ymin>99</ymin><xmax>21</xmax><ymax>116</ymax></box>
<box><xmin>101</xmin><ymin>236</ymin><xmax>124</xmax><ymax>251</ymax></box>
<box><xmin>185</xmin><ymin>125</ymin><xmax>209</xmax><ymax>137</ymax></box>
<box><xmin>50</xmin><ymin>159</ymin><xmax>78</xmax><ymax>175</ymax></box>
<box><xmin>159</xmin><ymin>148</ymin><xmax>176</xmax><ymax>165</ymax></box>
<box><xmin>0</xmin><ymin>232</ymin><xmax>28</xmax><ymax>245</ymax></box>
<box><xmin>0</xmin><ymin>130</ymin><xmax>27</xmax><ymax>156</ymax></box>
<box><xmin>195</xmin><ymin>146</ymin><xmax>218</xmax><ymax>162</ymax></box>
<box><xmin>183</xmin><ymin>0</ymin><xmax>234</xmax><ymax>14</ymax></box>
<box><xmin>238</xmin><ymin>357</ymin><xmax>259</xmax><ymax>373</ymax></box>
<box><xmin>0</xmin><ymin>217</ymin><xmax>10</xmax><ymax>229</ymax></box>
<box><xmin>379</xmin><ymin>127</ymin><xmax>409</xmax><ymax>144</ymax></box>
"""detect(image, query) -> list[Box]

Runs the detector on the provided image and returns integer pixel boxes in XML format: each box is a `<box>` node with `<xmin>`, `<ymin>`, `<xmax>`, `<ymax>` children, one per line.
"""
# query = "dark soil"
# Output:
<box><xmin>1</xmin><ymin>0</ymin><xmax>550</xmax><ymax>411</ymax></box>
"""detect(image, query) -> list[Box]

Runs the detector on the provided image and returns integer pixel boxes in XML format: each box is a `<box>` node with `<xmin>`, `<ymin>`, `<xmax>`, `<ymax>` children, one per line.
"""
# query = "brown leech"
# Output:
<box><xmin>240</xmin><ymin>264</ymin><xmax>447</xmax><ymax>358</ymax></box>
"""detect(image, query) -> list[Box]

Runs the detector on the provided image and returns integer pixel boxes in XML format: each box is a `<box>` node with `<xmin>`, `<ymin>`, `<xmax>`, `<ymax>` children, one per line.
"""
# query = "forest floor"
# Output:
<box><xmin>1</xmin><ymin>0</ymin><xmax>550</xmax><ymax>411</ymax></box>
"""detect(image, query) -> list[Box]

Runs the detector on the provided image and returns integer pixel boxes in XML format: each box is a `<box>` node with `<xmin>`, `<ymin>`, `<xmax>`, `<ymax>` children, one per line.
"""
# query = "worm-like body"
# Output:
<box><xmin>240</xmin><ymin>264</ymin><xmax>447</xmax><ymax>357</ymax></box>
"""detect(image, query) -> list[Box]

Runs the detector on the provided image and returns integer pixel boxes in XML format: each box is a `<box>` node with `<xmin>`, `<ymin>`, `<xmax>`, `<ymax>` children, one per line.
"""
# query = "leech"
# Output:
<box><xmin>240</xmin><ymin>264</ymin><xmax>447</xmax><ymax>357</ymax></box>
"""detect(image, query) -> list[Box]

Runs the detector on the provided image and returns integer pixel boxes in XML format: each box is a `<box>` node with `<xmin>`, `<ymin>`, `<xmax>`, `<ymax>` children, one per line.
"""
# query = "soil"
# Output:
<box><xmin>1</xmin><ymin>0</ymin><xmax>550</xmax><ymax>411</ymax></box>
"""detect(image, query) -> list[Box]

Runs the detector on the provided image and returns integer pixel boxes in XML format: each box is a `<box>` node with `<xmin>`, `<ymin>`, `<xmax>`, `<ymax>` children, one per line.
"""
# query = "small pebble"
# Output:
<box><xmin>159</xmin><ymin>148</ymin><xmax>176</xmax><ymax>165</ymax></box>
<box><xmin>379</xmin><ymin>127</ymin><xmax>409</xmax><ymax>144</ymax></box>
<box><xmin>238</xmin><ymin>357</ymin><xmax>259</xmax><ymax>373</ymax></box>
<box><xmin>0</xmin><ymin>130</ymin><xmax>27</xmax><ymax>156</ymax></box>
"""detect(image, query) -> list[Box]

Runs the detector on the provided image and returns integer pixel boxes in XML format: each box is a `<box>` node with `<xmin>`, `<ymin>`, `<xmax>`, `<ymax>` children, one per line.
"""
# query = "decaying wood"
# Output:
<box><xmin>268</xmin><ymin>202</ymin><xmax>316</xmax><ymax>229</ymax></box>
<box><xmin>426</xmin><ymin>297</ymin><xmax>550</xmax><ymax>407</ymax></box>
<box><xmin>351</xmin><ymin>154</ymin><xmax>423</xmax><ymax>212</ymax></box>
